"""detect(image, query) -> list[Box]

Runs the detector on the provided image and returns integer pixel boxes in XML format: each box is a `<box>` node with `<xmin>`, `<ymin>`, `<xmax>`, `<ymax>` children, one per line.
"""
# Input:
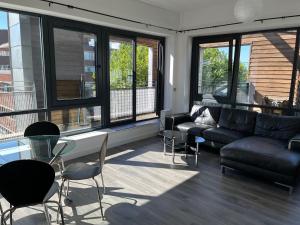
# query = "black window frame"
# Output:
<box><xmin>0</xmin><ymin>6</ymin><xmax>165</xmax><ymax>137</ymax></box>
<box><xmin>190</xmin><ymin>27</ymin><xmax>300</xmax><ymax>115</ymax></box>
<box><xmin>45</xmin><ymin>16</ymin><xmax>103</xmax><ymax>109</ymax></box>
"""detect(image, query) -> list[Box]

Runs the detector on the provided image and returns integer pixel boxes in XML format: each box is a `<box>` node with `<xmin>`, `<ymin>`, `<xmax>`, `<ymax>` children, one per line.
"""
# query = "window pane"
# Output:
<box><xmin>136</xmin><ymin>37</ymin><xmax>159</xmax><ymax>121</ymax></box>
<box><xmin>51</xmin><ymin>106</ymin><xmax>101</xmax><ymax>132</ymax></box>
<box><xmin>109</xmin><ymin>36</ymin><xmax>134</xmax><ymax>122</ymax></box>
<box><xmin>236</xmin><ymin>30</ymin><xmax>296</xmax><ymax>113</ymax></box>
<box><xmin>0</xmin><ymin>112</ymin><xmax>46</xmax><ymax>141</ymax></box>
<box><xmin>0</xmin><ymin>11</ymin><xmax>45</xmax><ymax>113</ymax></box>
<box><xmin>198</xmin><ymin>41</ymin><xmax>232</xmax><ymax>103</ymax></box>
<box><xmin>54</xmin><ymin>28</ymin><xmax>97</xmax><ymax>100</ymax></box>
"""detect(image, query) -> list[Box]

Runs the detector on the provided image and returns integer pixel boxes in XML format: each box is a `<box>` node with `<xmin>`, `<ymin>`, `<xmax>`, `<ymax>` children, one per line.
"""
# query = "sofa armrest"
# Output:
<box><xmin>165</xmin><ymin>113</ymin><xmax>192</xmax><ymax>130</ymax></box>
<box><xmin>288</xmin><ymin>134</ymin><xmax>300</xmax><ymax>152</ymax></box>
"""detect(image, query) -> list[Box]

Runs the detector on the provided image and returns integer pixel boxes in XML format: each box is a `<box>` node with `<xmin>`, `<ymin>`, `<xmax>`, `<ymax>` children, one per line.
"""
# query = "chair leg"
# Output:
<box><xmin>0</xmin><ymin>203</ymin><xmax>6</xmax><ymax>225</ymax></box>
<box><xmin>43</xmin><ymin>203</ymin><xmax>51</xmax><ymax>225</ymax></box>
<box><xmin>1</xmin><ymin>207</ymin><xmax>14</xmax><ymax>225</ymax></box>
<box><xmin>65</xmin><ymin>180</ymin><xmax>70</xmax><ymax>197</ymax></box>
<box><xmin>100</xmin><ymin>173</ymin><xmax>105</xmax><ymax>194</ymax></box>
<box><xmin>92</xmin><ymin>178</ymin><xmax>104</xmax><ymax>219</ymax></box>
<box><xmin>47</xmin><ymin>201</ymin><xmax>65</xmax><ymax>225</ymax></box>
<box><xmin>9</xmin><ymin>205</ymin><xmax>12</xmax><ymax>225</ymax></box>
<box><xmin>57</xmin><ymin>179</ymin><xmax>65</xmax><ymax>223</ymax></box>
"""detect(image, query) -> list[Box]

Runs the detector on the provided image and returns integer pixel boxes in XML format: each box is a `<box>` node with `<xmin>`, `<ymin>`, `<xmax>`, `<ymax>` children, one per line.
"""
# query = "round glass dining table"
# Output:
<box><xmin>0</xmin><ymin>135</ymin><xmax>76</xmax><ymax>165</ymax></box>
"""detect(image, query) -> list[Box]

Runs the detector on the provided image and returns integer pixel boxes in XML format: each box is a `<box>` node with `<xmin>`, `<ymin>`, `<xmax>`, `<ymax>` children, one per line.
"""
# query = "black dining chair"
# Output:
<box><xmin>24</xmin><ymin>121</ymin><xmax>65</xmax><ymax>170</ymax></box>
<box><xmin>0</xmin><ymin>160</ymin><xmax>65</xmax><ymax>225</ymax></box>
<box><xmin>24</xmin><ymin>121</ymin><xmax>60</xmax><ymax>158</ymax></box>
<box><xmin>59</xmin><ymin>133</ymin><xmax>108</xmax><ymax>219</ymax></box>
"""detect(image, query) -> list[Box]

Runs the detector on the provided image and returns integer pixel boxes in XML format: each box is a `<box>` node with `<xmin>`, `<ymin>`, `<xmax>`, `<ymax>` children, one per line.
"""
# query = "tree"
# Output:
<box><xmin>110</xmin><ymin>43</ymin><xmax>149</xmax><ymax>89</ymax></box>
<box><xmin>201</xmin><ymin>47</ymin><xmax>249</xmax><ymax>87</ymax></box>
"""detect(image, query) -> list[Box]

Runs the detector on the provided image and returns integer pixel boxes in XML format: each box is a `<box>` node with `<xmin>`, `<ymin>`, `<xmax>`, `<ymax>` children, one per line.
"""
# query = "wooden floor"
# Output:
<box><xmin>4</xmin><ymin>136</ymin><xmax>300</xmax><ymax>225</ymax></box>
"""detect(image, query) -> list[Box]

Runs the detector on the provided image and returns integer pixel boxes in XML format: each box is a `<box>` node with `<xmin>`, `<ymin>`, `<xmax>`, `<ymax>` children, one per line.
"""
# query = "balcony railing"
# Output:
<box><xmin>110</xmin><ymin>87</ymin><xmax>156</xmax><ymax>121</ymax></box>
<box><xmin>0</xmin><ymin>85</ymin><xmax>156</xmax><ymax>141</ymax></box>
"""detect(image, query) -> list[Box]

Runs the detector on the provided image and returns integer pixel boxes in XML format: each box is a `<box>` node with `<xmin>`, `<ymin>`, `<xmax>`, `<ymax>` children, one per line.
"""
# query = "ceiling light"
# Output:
<box><xmin>234</xmin><ymin>0</ymin><xmax>263</xmax><ymax>23</ymax></box>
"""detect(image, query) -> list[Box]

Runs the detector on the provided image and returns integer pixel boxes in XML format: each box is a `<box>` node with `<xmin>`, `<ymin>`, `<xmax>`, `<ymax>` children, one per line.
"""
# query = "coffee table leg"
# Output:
<box><xmin>163</xmin><ymin>136</ymin><xmax>166</xmax><ymax>155</ymax></box>
<box><xmin>184</xmin><ymin>142</ymin><xmax>187</xmax><ymax>159</ymax></box>
<box><xmin>172</xmin><ymin>138</ymin><xmax>175</xmax><ymax>164</ymax></box>
<box><xmin>195</xmin><ymin>143</ymin><xmax>199</xmax><ymax>166</ymax></box>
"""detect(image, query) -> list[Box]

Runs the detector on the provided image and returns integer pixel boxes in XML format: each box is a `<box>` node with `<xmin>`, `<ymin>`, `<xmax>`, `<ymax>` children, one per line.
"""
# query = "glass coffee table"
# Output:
<box><xmin>162</xmin><ymin>130</ymin><xmax>187</xmax><ymax>164</ymax></box>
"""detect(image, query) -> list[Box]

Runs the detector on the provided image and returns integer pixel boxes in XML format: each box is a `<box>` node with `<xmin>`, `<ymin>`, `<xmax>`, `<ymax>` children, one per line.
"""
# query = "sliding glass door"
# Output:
<box><xmin>109</xmin><ymin>36</ymin><xmax>135</xmax><ymax>123</ymax></box>
<box><xmin>193</xmin><ymin>38</ymin><xmax>236</xmax><ymax>104</ymax></box>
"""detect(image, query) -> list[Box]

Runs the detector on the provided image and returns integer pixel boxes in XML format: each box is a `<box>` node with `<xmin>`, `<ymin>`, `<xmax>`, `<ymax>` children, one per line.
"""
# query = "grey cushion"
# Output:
<box><xmin>190</xmin><ymin>105</ymin><xmax>202</xmax><ymax>119</ymax></box>
<box><xmin>255</xmin><ymin>113</ymin><xmax>300</xmax><ymax>141</ymax></box>
<box><xmin>194</xmin><ymin>107</ymin><xmax>218</xmax><ymax>127</ymax></box>
<box><xmin>177</xmin><ymin>122</ymin><xmax>197</xmax><ymax>132</ymax></box>
<box><xmin>177</xmin><ymin>122</ymin><xmax>212</xmax><ymax>132</ymax></box>
<box><xmin>203</xmin><ymin>127</ymin><xmax>246</xmax><ymax>144</ymax></box>
<box><xmin>219</xmin><ymin>108</ymin><xmax>257</xmax><ymax>134</ymax></box>
<box><xmin>62</xmin><ymin>162</ymin><xmax>101</xmax><ymax>180</ymax></box>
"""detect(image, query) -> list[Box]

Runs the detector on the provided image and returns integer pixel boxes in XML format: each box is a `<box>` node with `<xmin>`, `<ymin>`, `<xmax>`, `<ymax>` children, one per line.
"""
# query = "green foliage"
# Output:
<box><xmin>136</xmin><ymin>45</ymin><xmax>149</xmax><ymax>87</ymax></box>
<box><xmin>202</xmin><ymin>48</ymin><xmax>229</xmax><ymax>85</ymax></box>
<box><xmin>202</xmin><ymin>48</ymin><xmax>249</xmax><ymax>87</ymax></box>
<box><xmin>110</xmin><ymin>43</ymin><xmax>149</xmax><ymax>89</ymax></box>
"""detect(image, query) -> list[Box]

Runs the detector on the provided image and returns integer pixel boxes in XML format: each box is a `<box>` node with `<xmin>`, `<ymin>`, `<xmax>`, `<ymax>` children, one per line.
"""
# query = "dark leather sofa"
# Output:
<box><xmin>165</xmin><ymin>106</ymin><xmax>300</xmax><ymax>193</ymax></box>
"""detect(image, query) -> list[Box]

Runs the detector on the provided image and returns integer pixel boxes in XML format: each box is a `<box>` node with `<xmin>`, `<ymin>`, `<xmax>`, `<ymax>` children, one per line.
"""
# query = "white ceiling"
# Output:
<box><xmin>137</xmin><ymin>0</ymin><xmax>237</xmax><ymax>12</ymax></box>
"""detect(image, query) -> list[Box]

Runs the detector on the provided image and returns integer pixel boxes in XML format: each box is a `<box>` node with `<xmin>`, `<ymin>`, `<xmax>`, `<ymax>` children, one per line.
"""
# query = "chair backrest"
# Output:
<box><xmin>24</xmin><ymin>121</ymin><xmax>60</xmax><ymax>137</ymax></box>
<box><xmin>98</xmin><ymin>133</ymin><xmax>108</xmax><ymax>170</ymax></box>
<box><xmin>24</xmin><ymin>121</ymin><xmax>60</xmax><ymax>159</ymax></box>
<box><xmin>0</xmin><ymin>160</ymin><xmax>55</xmax><ymax>207</ymax></box>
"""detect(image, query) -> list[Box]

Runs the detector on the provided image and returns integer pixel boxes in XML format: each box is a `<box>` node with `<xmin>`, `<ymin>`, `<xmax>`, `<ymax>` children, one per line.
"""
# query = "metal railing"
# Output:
<box><xmin>0</xmin><ymin>85</ymin><xmax>157</xmax><ymax>140</ymax></box>
<box><xmin>110</xmin><ymin>86</ymin><xmax>156</xmax><ymax>121</ymax></box>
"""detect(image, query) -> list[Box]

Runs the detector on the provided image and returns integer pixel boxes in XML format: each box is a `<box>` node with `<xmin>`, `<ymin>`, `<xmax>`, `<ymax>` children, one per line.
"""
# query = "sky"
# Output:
<box><xmin>0</xmin><ymin>11</ymin><xmax>8</xmax><ymax>30</ymax></box>
<box><xmin>219</xmin><ymin>45</ymin><xmax>251</xmax><ymax>68</ymax></box>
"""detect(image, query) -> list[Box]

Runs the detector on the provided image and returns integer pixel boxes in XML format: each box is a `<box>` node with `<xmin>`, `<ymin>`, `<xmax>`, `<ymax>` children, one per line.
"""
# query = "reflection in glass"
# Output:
<box><xmin>54</xmin><ymin>28</ymin><xmax>97</xmax><ymax>100</ymax></box>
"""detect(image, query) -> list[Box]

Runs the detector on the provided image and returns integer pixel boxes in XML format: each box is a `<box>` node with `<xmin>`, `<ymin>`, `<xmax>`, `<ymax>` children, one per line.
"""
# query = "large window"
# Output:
<box><xmin>52</xmin><ymin>28</ymin><xmax>98</xmax><ymax>101</ymax></box>
<box><xmin>236</xmin><ymin>30</ymin><xmax>297</xmax><ymax>115</ymax></box>
<box><xmin>136</xmin><ymin>37</ymin><xmax>160</xmax><ymax>121</ymax></box>
<box><xmin>109</xmin><ymin>36</ymin><xmax>134</xmax><ymax>123</ymax></box>
<box><xmin>0</xmin><ymin>10</ymin><xmax>46</xmax><ymax>140</ymax></box>
<box><xmin>191</xmin><ymin>29</ymin><xmax>300</xmax><ymax>115</ymax></box>
<box><xmin>0</xmin><ymin>9</ymin><xmax>165</xmax><ymax>141</ymax></box>
<box><xmin>109</xmin><ymin>36</ymin><xmax>163</xmax><ymax>124</ymax></box>
<box><xmin>197</xmin><ymin>40</ymin><xmax>235</xmax><ymax>103</ymax></box>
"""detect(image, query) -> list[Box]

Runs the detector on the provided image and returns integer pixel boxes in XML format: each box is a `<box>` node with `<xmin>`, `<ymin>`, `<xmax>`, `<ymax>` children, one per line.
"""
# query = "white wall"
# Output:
<box><xmin>180</xmin><ymin>0</ymin><xmax>300</xmax><ymax>31</ymax></box>
<box><xmin>0</xmin><ymin>0</ymin><xmax>178</xmax><ymax>36</ymax></box>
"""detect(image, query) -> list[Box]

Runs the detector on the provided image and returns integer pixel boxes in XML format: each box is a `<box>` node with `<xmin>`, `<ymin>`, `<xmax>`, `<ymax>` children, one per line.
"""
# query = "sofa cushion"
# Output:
<box><xmin>221</xmin><ymin>136</ymin><xmax>300</xmax><ymax>176</ymax></box>
<box><xmin>219</xmin><ymin>108</ymin><xmax>257</xmax><ymax>134</ymax></box>
<box><xmin>190</xmin><ymin>105</ymin><xmax>202</xmax><ymax>121</ymax></box>
<box><xmin>203</xmin><ymin>127</ymin><xmax>247</xmax><ymax>144</ymax></box>
<box><xmin>194</xmin><ymin>106</ymin><xmax>221</xmax><ymax>127</ymax></box>
<box><xmin>177</xmin><ymin>122</ymin><xmax>212</xmax><ymax>132</ymax></box>
<box><xmin>254</xmin><ymin>113</ymin><xmax>300</xmax><ymax>141</ymax></box>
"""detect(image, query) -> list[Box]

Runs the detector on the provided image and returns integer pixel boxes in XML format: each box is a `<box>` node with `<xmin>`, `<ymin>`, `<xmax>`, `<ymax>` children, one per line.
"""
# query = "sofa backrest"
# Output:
<box><xmin>219</xmin><ymin>108</ymin><xmax>258</xmax><ymax>134</ymax></box>
<box><xmin>194</xmin><ymin>106</ymin><xmax>221</xmax><ymax>127</ymax></box>
<box><xmin>254</xmin><ymin>113</ymin><xmax>300</xmax><ymax>141</ymax></box>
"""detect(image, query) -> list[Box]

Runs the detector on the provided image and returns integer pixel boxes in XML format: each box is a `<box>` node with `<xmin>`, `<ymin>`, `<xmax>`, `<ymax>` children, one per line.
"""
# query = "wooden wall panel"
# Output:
<box><xmin>242</xmin><ymin>31</ymin><xmax>297</xmax><ymax>103</ymax></box>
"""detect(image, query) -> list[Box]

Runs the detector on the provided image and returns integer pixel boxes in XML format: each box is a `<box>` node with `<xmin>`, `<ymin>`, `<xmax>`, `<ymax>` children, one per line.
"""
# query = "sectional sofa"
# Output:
<box><xmin>165</xmin><ymin>105</ymin><xmax>300</xmax><ymax>193</ymax></box>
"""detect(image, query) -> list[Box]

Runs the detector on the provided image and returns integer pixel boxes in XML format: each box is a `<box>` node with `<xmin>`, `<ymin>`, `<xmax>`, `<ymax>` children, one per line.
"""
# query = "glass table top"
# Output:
<box><xmin>162</xmin><ymin>130</ymin><xmax>187</xmax><ymax>144</ymax></box>
<box><xmin>0</xmin><ymin>135</ymin><xmax>76</xmax><ymax>165</ymax></box>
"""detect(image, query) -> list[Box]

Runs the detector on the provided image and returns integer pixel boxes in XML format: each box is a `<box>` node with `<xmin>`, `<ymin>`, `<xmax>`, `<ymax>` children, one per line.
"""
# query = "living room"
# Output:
<box><xmin>0</xmin><ymin>0</ymin><xmax>300</xmax><ymax>224</ymax></box>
